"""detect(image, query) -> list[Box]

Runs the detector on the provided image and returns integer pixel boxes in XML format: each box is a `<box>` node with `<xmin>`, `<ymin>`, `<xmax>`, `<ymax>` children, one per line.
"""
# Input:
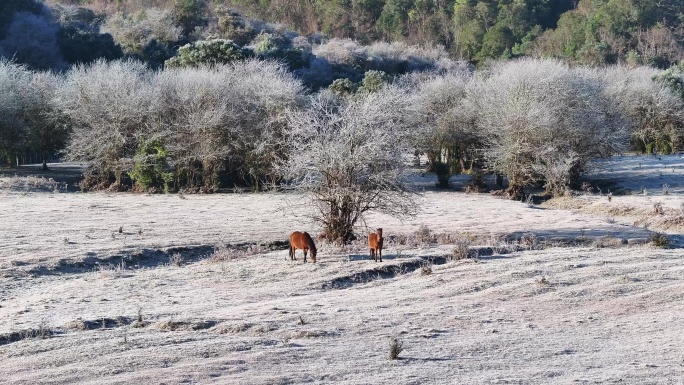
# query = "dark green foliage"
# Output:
<box><xmin>358</xmin><ymin>70</ymin><xmax>388</xmax><ymax>93</ymax></box>
<box><xmin>172</xmin><ymin>0</ymin><xmax>208</xmax><ymax>35</ymax></box>
<box><xmin>432</xmin><ymin>160</ymin><xmax>450</xmax><ymax>188</ymax></box>
<box><xmin>329</xmin><ymin>77</ymin><xmax>357</xmax><ymax>95</ymax></box>
<box><xmin>57</xmin><ymin>26</ymin><xmax>124</xmax><ymax>65</ymax></box>
<box><xmin>130</xmin><ymin>141</ymin><xmax>174</xmax><ymax>192</ymax></box>
<box><xmin>136</xmin><ymin>39</ymin><xmax>176</xmax><ymax>70</ymax></box>
<box><xmin>252</xmin><ymin>33</ymin><xmax>308</xmax><ymax>70</ymax></box>
<box><xmin>165</xmin><ymin>39</ymin><xmax>247</xmax><ymax>68</ymax></box>
<box><xmin>0</xmin><ymin>0</ymin><xmax>42</xmax><ymax>39</ymax></box>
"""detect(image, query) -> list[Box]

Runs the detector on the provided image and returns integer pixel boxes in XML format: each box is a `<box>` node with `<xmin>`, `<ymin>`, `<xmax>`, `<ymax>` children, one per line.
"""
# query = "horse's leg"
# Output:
<box><xmin>378</xmin><ymin>245</ymin><xmax>382</xmax><ymax>262</ymax></box>
<box><xmin>303</xmin><ymin>248</ymin><xmax>308</xmax><ymax>263</ymax></box>
<box><xmin>289</xmin><ymin>245</ymin><xmax>294</xmax><ymax>260</ymax></box>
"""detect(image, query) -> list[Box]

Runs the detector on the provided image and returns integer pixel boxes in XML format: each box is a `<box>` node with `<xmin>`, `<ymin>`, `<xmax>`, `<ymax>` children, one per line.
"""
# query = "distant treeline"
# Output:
<box><xmin>2</xmin><ymin>1</ymin><xmax>684</xmax><ymax>75</ymax></box>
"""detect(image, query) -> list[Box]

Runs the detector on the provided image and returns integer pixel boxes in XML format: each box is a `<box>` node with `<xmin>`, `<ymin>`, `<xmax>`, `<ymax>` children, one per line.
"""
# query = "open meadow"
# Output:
<box><xmin>1</xmin><ymin>155</ymin><xmax>684</xmax><ymax>384</ymax></box>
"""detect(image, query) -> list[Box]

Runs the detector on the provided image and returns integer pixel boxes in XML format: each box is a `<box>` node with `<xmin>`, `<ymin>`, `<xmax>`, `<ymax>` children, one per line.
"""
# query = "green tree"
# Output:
<box><xmin>172</xmin><ymin>0</ymin><xmax>208</xmax><ymax>36</ymax></box>
<box><xmin>164</xmin><ymin>39</ymin><xmax>247</xmax><ymax>68</ymax></box>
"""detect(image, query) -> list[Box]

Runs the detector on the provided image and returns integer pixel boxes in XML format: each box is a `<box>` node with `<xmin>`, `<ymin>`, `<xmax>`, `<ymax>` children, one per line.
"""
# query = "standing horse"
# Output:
<box><xmin>368</xmin><ymin>228</ymin><xmax>383</xmax><ymax>262</ymax></box>
<box><xmin>289</xmin><ymin>231</ymin><xmax>317</xmax><ymax>263</ymax></box>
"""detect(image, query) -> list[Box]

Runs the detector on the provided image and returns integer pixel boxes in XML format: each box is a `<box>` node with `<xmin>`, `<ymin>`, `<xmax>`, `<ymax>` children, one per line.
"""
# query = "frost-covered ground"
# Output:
<box><xmin>0</xmin><ymin>156</ymin><xmax>683</xmax><ymax>384</ymax></box>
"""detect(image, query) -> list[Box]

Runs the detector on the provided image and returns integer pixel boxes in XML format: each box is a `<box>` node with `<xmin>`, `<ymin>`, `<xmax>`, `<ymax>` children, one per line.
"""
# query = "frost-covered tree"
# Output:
<box><xmin>149</xmin><ymin>60</ymin><xmax>304</xmax><ymax>190</ymax></box>
<box><xmin>0</xmin><ymin>59</ymin><xmax>29</xmax><ymax>164</ymax></box>
<box><xmin>279</xmin><ymin>86</ymin><xmax>421</xmax><ymax>242</ymax></box>
<box><xmin>20</xmin><ymin>71</ymin><xmax>69</xmax><ymax>170</ymax></box>
<box><xmin>469</xmin><ymin>59</ymin><xmax>626</xmax><ymax>198</ymax></box>
<box><xmin>605</xmin><ymin>65</ymin><xmax>684</xmax><ymax>154</ymax></box>
<box><xmin>412</xmin><ymin>71</ymin><xmax>479</xmax><ymax>184</ymax></box>
<box><xmin>55</xmin><ymin>59</ymin><xmax>154</xmax><ymax>188</ymax></box>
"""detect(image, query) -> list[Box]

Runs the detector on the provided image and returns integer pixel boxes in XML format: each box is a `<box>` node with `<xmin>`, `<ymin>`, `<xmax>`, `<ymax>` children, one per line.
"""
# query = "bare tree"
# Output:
<box><xmin>469</xmin><ymin>58</ymin><xmax>626</xmax><ymax>198</ymax></box>
<box><xmin>279</xmin><ymin>86</ymin><xmax>421</xmax><ymax>243</ymax></box>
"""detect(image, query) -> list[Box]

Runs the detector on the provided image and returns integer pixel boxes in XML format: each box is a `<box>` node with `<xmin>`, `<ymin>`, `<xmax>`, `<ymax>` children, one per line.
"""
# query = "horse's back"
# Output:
<box><xmin>290</xmin><ymin>231</ymin><xmax>313</xmax><ymax>249</ymax></box>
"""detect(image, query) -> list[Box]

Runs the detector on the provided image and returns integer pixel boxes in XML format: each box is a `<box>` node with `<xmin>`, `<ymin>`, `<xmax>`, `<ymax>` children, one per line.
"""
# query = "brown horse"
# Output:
<box><xmin>289</xmin><ymin>231</ymin><xmax>317</xmax><ymax>263</ymax></box>
<box><xmin>368</xmin><ymin>228</ymin><xmax>383</xmax><ymax>262</ymax></box>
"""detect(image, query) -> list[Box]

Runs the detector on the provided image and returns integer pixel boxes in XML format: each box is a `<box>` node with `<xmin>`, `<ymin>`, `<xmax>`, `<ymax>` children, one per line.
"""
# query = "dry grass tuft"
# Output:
<box><xmin>0</xmin><ymin>175</ymin><xmax>67</xmax><ymax>192</ymax></box>
<box><xmin>169</xmin><ymin>252</ymin><xmax>183</xmax><ymax>267</ymax></box>
<box><xmin>520</xmin><ymin>232</ymin><xmax>538</xmax><ymax>249</ymax></box>
<box><xmin>451</xmin><ymin>237</ymin><xmax>472</xmax><ymax>260</ymax></box>
<box><xmin>653</xmin><ymin>202</ymin><xmax>665</xmax><ymax>215</ymax></box>
<box><xmin>649</xmin><ymin>232</ymin><xmax>670</xmax><ymax>248</ymax></box>
<box><xmin>389</xmin><ymin>337</ymin><xmax>404</xmax><ymax>360</ymax></box>
<box><xmin>419</xmin><ymin>262</ymin><xmax>433</xmax><ymax>276</ymax></box>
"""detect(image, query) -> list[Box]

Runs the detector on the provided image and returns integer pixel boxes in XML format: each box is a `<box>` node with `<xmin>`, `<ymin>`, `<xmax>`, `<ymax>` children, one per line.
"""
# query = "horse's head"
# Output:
<box><xmin>310</xmin><ymin>247</ymin><xmax>317</xmax><ymax>263</ymax></box>
<box><xmin>376</xmin><ymin>228</ymin><xmax>383</xmax><ymax>237</ymax></box>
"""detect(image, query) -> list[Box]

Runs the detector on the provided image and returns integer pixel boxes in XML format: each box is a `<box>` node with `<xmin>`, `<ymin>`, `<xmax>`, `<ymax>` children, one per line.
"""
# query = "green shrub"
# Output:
<box><xmin>130</xmin><ymin>141</ymin><xmax>173</xmax><ymax>192</ymax></box>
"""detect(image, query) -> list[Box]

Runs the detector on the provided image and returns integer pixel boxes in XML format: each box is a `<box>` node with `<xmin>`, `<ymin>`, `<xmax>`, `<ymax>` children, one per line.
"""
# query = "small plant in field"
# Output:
<box><xmin>298</xmin><ymin>315</ymin><xmax>306</xmax><ymax>325</ymax></box>
<box><xmin>663</xmin><ymin>184</ymin><xmax>670</xmax><ymax>195</ymax></box>
<box><xmin>118</xmin><ymin>226</ymin><xmax>123</xmax><ymax>234</ymax></box>
<box><xmin>520</xmin><ymin>232</ymin><xmax>538</xmax><ymax>249</ymax></box>
<box><xmin>649</xmin><ymin>232</ymin><xmax>669</xmax><ymax>248</ymax></box>
<box><xmin>535</xmin><ymin>275</ymin><xmax>550</xmax><ymax>285</ymax></box>
<box><xmin>581</xmin><ymin>181</ymin><xmax>593</xmax><ymax>195</ymax></box>
<box><xmin>653</xmin><ymin>202</ymin><xmax>665</xmax><ymax>215</ymax></box>
<box><xmin>209</xmin><ymin>246</ymin><xmax>238</xmax><ymax>262</ymax></box>
<box><xmin>389</xmin><ymin>337</ymin><xmax>404</xmax><ymax>360</ymax></box>
<box><xmin>419</xmin><ymin>262</ymin><xmax>433</xmax><ymax>276</ymax></box>
<box><xmin>414</xmin><ymin>225</ymin><xmax>433</xmax><ymax>244</ymax></box>
<box><xmin>451</xmin><ymin>237</ymin><xmax>471</xmax><ymax>260</ymax></box>
<box><xmin>137</xmin><ymin>307</ymin><xmax>143</xmax><ymax>323</ymax></box>
<box><xmin>169</xmin><ymin>253</ymin><xmax>183</xmax><ymax>267</ymax></box>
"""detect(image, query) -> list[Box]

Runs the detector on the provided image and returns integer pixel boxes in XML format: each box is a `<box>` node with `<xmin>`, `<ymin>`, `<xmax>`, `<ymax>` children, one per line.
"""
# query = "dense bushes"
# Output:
<box><xmin>469</xmin><ymin>59</ymin><xmax>625</xmax><ymax>197</ymax></box>
<box><xmin>1</xmin><ymin>54</ymin><xmax>683</xmax><ymax>198</ymax></box>
<box><xmin>52</xmin><ymin>58</ymin><xmax>303</xmax><ymax>191</ymax></box>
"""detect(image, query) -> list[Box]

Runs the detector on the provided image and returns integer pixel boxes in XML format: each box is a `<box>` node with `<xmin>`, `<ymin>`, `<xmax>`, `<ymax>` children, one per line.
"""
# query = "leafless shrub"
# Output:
<box><xmin>0</xmin><ymin>176</ymin><xmax>66</xmax><ymax>192</ymax></box>
<box><xmin>520</xmin><ymin>233</ymin><xmax>538</xmax><ymax>249</ymax></box>
<box><xmin>169</xmin><ymin>253</ymin><xmax>183</xmax><ymax>267</ymax></box>
<box><xmin>451</xmin><ymin>237</ymin><xmax>472</xmax><ymax>260</ymax></box>
<box><xmin>389</xmin><ymin>337</ymin><xmax>404</xmax><ymax>360</ymax></box>
<box><xmin>649</xmin><ymin>232</ymin><xmax>670</xmax><ymax>248</ymax></box>
<box><xmin>653</xmin><ymin>202</ymin><xmax>665</xmax><ymax>215</ymax></box>
<box><xmin>419</xmin><ymin>262</ymin><xmax>433</xmax><ymax>276</ymax></box>
<box><xmin>662</xmin><ymin>184</ymin><xmax>670</xmax><ymax>195</ymax></box>
<box><xmin>414</xmin><ymin>225</ymin><xmax>433</xmax><ymax>245</ymax></box>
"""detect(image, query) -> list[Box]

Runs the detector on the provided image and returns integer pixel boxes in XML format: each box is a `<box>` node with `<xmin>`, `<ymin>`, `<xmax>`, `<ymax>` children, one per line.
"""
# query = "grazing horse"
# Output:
<box><xmin>289</xmin><ymin>231</ymin><xmax>317</xmax><ymax>263</ymax></box>
<box><xmin>368</xmin><ymin>228</ymin><xmax>383</xmax><ymax>262</ymax></box>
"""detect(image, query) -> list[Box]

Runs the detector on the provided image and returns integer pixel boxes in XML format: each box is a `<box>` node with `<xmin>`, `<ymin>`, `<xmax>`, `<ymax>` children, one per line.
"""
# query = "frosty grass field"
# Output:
<box><xmin>1</xmin><ymin>155</ymin><xmax>684</xmax><ymax>384</ymax></box>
